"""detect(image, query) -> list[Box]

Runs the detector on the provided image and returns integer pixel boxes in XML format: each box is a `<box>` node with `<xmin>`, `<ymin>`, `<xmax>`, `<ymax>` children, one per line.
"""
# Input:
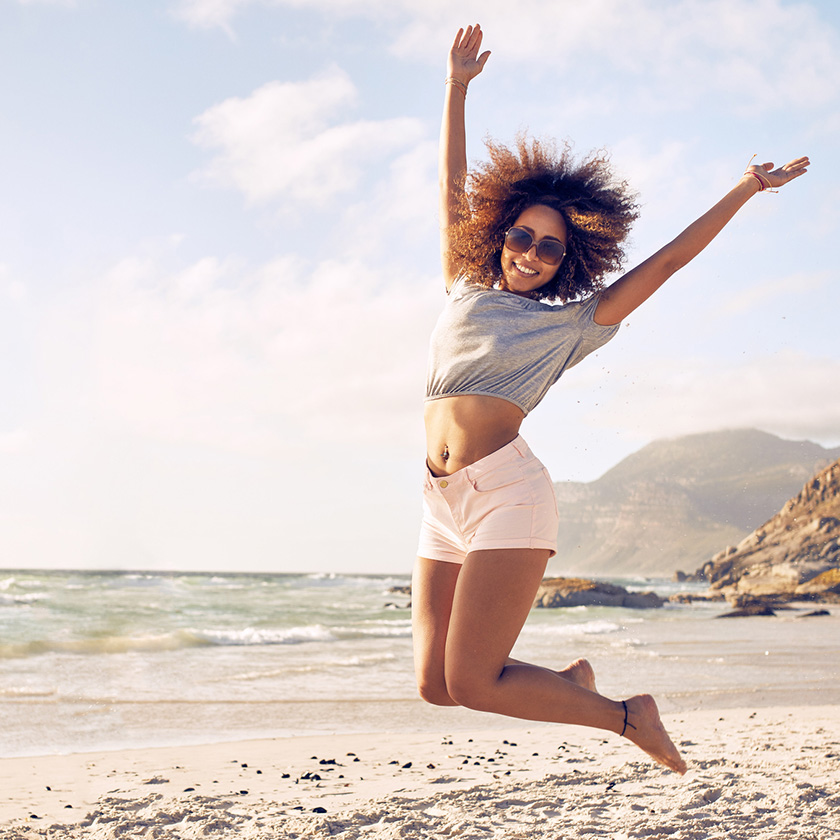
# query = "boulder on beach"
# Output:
<box><xmin>533</xmin><ymin>577</ymin><xmax>663</xmax><ymax>609</ymax></box>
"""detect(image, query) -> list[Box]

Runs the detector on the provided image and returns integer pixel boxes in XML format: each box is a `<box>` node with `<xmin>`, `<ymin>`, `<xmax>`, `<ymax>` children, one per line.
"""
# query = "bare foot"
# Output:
<box><xmin>621</xmin><ymin>694</ymin><xmax>687</xmax><ymax>775</ymax></box>
<box><xmin>556</xmin><ymin>658</ymin><xmax>598</xmax><ymax>693</ymax></box>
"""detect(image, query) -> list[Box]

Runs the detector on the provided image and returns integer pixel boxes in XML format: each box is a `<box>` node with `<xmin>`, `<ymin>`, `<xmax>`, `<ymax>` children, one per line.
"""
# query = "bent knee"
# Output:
<box><xmin>416</xmin><ymin>678</ymin><xmax>459</xmax><ymax>707</ymax></box>
<box><xmin>445</xmin><ymin>673</ymin><xmax>495</xmax><ymax>712</ymax></box>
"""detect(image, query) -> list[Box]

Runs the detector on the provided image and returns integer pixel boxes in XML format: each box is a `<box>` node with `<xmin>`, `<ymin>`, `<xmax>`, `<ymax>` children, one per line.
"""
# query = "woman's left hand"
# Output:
<box><xmin>746</xmin><ymin>156</ymin><xmax>810</xmax><ymax>190</ymax></box>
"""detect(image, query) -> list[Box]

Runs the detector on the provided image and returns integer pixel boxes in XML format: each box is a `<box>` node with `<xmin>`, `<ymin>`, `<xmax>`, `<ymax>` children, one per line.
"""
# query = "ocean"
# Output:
<box><xmin>2</xmin><ymin>570</ymin><xmax>838</xmax><ymax>757</ymax></box>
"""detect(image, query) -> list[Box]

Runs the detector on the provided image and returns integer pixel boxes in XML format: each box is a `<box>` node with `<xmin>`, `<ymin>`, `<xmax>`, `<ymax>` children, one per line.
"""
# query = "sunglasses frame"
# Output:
<box><xmin>503</xmin><ymin>227</ymin><xmax>566</xmax><ymax>266</ymax></box>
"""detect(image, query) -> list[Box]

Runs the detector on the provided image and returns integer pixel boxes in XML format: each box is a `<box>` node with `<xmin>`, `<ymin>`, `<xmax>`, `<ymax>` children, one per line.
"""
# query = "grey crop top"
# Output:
<box><xmin>425</xmin><ymin>276</ymin><xmax>620</xmax><ymax>415</ymax></box>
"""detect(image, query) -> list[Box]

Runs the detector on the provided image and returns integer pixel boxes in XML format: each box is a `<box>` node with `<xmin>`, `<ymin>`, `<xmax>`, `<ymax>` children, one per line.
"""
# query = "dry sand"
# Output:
<box><xmin>2</xmin><ymin>704</ymin><xmax>838</xmax><ymax>839</ymax></box>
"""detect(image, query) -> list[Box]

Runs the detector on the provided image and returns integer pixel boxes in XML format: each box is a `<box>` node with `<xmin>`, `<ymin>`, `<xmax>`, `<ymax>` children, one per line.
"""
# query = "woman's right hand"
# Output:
<box><xmin>448</xmin><ymin>24</ymin><xmax>491</xmax><ymax>85</ymax></box>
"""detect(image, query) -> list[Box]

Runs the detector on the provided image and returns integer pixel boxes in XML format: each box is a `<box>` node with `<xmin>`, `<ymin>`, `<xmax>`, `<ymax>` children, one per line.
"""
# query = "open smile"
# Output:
<box><xmin>512</xmin><ymin>260</ymin><xmax>539</xmax><ymax>277</ymax></box>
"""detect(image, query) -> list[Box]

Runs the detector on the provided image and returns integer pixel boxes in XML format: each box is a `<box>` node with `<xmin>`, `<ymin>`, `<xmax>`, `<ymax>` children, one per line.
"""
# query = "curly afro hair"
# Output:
<box><xmin>448</xmin><ymin>134</ymin><xmax>639</xmax><ymax>302</ymax></box>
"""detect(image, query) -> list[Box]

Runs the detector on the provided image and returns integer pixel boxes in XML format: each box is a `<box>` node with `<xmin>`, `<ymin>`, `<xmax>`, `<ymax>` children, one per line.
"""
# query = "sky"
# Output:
<box><xmin>1</xmin><ymin>0</ymin><xmax>838</xmax><ymax>575</ymax></box>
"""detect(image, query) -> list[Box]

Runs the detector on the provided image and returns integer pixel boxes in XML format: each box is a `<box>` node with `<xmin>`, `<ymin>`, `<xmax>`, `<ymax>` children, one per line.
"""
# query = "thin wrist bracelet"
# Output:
<box><xmin>445</xmin><ymin>77</ymin><xmax>468</xmax><ymax>96</ymax></box>
<box><xmin>744</xmin><ymin>154</ymin><xmax>778</xmax><ymax>193</ymax></box>
<box><xmin>745</xmin><ymin>171</ymin><xmax>773</xmax><ymax>192</ymax></box>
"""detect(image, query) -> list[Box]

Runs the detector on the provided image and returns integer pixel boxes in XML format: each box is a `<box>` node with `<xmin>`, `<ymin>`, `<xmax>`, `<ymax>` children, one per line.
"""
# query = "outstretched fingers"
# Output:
<box><xmin>778</xmin><ymin>155</ymin><xmax>810</xmax><ymax>180</ymax></box>
<box><xmin>757</xmin><ymin>155</ymin><xmax>810</xmax><ymax>188</ymax></box>
<box><xmin>449</xmin><ymin>24</ymin><xmax>491</xmax><ymax>80</ymax></box>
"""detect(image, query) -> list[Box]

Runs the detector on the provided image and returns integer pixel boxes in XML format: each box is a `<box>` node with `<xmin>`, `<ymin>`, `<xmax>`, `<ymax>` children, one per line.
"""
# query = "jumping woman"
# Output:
<box><xmin>412</xmin><ymin>24</ymin><xmax>809</xmax><ymax>774</ymax></box>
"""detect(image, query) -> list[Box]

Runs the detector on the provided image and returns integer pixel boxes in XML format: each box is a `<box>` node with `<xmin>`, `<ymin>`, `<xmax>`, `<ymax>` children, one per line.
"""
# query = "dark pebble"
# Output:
<box><xmin>388</xmin><ymin>760</ymin><xmax>399</xmax><ymax>765</ymax></box>
<box><xmin>241</xmin><ymin>763</ymin><xmax>248</xmax><ymax>768</ymax></box>
<box><xmin>64</xmin><ymin>805</ymin><xmax>73</xmax><ymax>809</ymax></box>
<box><xmin>239</xmin><ymin>790</ymin><xmax>249</xmax><ymax>795</ymax></box>
<box><xmin>353</xmin><ymin>757</ymin><xmax>360</xmax><ymax>762</ymax></box>
<box><xmin>312</xmin><ymin>807</ymin><xmax>327</xmax><ymax>814</ymax></box>
<box><xmin>319</xmin><ymin>758</ymin><xmax>338</xmax><ymax>765</ymax></box>
<box><xmin>45</xmin><ymin>787</ymin><xmax>51</xmax><ymax>791</ymax></box>
<box><xmin>427</xmin><ymin>763</ymin><xmax>435</xmax><ymax>770</ymax></box>
<box><xmin>281</xmin><ymin>773</ymin><xmax>290</xmax><ymax>779</ymax></box>
<box><xmin>184</xmin><ymin>787</ymin><xmax>195</xmax><ymax>792</ymax></box>
<box><xmin>30</xmin><ymin>815</ymin><xmax>40</xmax><ymax>820</ymax></box>
<box><xmin>347</xmin><ymin>752</ymin><xmax>356</xmax><ymax>757</ymax></box>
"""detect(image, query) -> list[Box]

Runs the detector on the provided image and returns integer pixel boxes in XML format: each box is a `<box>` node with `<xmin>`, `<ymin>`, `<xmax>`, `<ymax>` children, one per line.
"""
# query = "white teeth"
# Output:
<box><xmin>514</xmin><ymin>262</ymin><xmax>538</xmax><ymax>276</ymax></box>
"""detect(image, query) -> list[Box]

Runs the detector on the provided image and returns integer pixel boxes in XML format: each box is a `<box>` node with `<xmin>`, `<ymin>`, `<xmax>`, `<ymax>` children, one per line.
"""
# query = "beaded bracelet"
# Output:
<box><xmin>445</xmin><ymin>77</ymin><xmax>468</xmax><ymax>97</ymax></box>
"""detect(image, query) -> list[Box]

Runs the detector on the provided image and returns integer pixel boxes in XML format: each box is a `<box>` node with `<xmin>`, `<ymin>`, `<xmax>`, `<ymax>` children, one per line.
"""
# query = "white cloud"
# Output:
<box><xmin>719</xmin><ymin>271</ymin><xmax>830</xmax><ymax>318</ymax></box>
<box><xmin>595</xmin><ymin>351</ymin><xmax>840</xmax><ymax>445</ymax></box>
<box><xmin>1</xmin><ymin>264</ymin><xmax>26</xmax><ymax>302</ymax></box>
<box><xmin>171</xmin><ymin>0</ymin><xmax>247</xmax><ymax>32</ymax></box>
<box><xmin>175</xmin><ymin>0</ymin><xmax>840</xmax><ymax>115</ymax></box>
<box><xmin>489</xmin><ymin>0</ymin><xmax>839</xmax><ymax>114</ymax></box>
<box><xmin>0</xmin><ymin>429</ymin><xmax>31</xmax><ymax>454</ymax></box>
<box><xmin>191</xmin><ymin>66</ymin><xmax>426</xmax><ymax>205</ymax></box>
<box><xmin>92</xmin><ymin>249</ymin><xmax>440</xmax><ymax>457</ymax></box>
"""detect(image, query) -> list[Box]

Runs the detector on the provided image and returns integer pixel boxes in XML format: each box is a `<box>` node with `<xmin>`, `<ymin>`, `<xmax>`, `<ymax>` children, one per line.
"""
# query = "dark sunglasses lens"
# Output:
<box><xmin>505</xmin><ymin>228</ymin><xmax>565</xmax><ymax>265</ymax></box>
<box><xmin>504</xmin><ymin>228</ymin><xmax>532</xmax><ymax>253</ymax></box>
<box><xmin>536</xmin><ymin>240</ymin><xmax>565</xmax><ymax>265</ymax></box>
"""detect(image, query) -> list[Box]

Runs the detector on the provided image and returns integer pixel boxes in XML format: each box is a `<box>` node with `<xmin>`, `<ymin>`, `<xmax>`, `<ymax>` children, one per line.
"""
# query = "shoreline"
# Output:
<box><xmin>5</xmin><ymin>675</ymin><xmax>840</xmax><ymax>763</ymax></box>
<box><xmin>3</xmin><ymin>704</ymin><xmax>839</xmax><ymax>838</ymax></box>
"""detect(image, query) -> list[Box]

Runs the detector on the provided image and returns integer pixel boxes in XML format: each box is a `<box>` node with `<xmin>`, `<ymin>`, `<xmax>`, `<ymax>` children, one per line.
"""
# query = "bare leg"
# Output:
<box><xmin>411</xmin><ymin>556</ymin><xmax>461</xmax><ymax>706</ymax></box>
<box><xmin>442</xmin><ymin>549</ymin><xmax>686</xmax><ymax>774</ymax></box>
<box><xmin>413</xmin><ymin>557</ymin><xmax>598</xmax><ymax>701</ymax></box>
<box><xmin>508</xmin><ymin>656</ymin><xmax>598</xmax><ymax>693</ymax></box>
<box><xmin>557</xmin><ymin>658</ymin><xmax>598</xmax><ymax>693</ymax></box>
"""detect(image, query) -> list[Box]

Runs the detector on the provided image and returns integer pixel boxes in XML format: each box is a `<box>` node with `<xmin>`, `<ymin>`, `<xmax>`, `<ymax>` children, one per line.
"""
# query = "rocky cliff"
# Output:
<box><xmin>686</xmin><ymin>458</ymin><xmax>840</xmax><ymax>603</ymax></box>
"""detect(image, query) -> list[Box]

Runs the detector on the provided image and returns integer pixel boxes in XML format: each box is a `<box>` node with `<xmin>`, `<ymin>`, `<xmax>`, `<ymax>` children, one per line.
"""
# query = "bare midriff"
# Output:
<box><xmin>424</xmin><ymin>394</ymin><xmax>525</xmax><ymax>477</ymax></box>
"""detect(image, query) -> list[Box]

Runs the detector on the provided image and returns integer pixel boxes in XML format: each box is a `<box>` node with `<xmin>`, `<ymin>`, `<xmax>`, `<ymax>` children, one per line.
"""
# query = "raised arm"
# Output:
<box><xmin>439</xmin><ymin>25</ymin><xmax>490</xmax><ymax>290</ymax></box>
<box><xmin>594</xmin><ymin>156</ymin><xmax>810</xmax><ymax>325</ymax></box>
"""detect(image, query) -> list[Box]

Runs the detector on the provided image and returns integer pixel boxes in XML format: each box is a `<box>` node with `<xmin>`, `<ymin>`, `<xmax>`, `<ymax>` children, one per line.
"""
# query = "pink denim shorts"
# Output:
<box><xmin>417</xmin><ymin>436</ymin><xmax>559</xmax><ymax>564</ymax></box>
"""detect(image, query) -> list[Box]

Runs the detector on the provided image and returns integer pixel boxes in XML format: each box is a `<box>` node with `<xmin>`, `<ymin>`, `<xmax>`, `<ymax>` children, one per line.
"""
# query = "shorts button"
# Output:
<box><xmin>439</xmin><ymin>480</ymin><xmax>448</xmax><ymax>488</ymax></box>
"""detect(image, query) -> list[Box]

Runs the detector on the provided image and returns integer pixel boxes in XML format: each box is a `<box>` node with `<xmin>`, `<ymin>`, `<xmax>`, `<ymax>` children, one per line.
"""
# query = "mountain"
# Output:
<box><xmin>548</xmin><ymin>429</ymin><xmax>840</xmax><ymax>577</ymax></box>
<box><xmin>691</xmin><ymin>457</ymin><xmax>840</xmax><ymax>602</ymax></box>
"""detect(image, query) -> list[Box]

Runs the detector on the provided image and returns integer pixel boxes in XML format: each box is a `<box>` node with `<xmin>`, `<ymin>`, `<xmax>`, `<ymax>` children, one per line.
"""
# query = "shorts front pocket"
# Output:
<box><xmin>469</xmin><ymin>460</ymin><xmax>526</xmax><ymax>493</ymax></box>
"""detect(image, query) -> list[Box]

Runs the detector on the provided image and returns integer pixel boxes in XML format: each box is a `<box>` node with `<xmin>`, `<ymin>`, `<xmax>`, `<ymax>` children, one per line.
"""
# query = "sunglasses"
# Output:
<box><xmin>504</xmin><ymin>227</ymin><xmax>566</xmax><ymax>265</ymax></box>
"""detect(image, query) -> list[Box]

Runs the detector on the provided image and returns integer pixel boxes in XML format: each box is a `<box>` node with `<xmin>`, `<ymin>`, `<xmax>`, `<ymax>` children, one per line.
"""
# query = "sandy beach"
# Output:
<box><xmin>2</xmin><ymin>703</ymin><xmax>838</xmax><ymax>839</ymax></box>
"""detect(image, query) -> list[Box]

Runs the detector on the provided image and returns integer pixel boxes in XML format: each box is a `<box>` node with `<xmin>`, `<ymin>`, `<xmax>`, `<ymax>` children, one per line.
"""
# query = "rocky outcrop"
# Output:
<box><xmin>533</xmin><ymin>577</ymin><xmax>663</xmax><ymax>609</ymax></box>
<box><xmin>389</xmin><ymin>579</ymin><xmax>664</xmax><ymax>609</ymax></box>
<box><xmin>684</xmin><ymin>459</ymin><xmax>840</xmax><ymax>604</ymax></box>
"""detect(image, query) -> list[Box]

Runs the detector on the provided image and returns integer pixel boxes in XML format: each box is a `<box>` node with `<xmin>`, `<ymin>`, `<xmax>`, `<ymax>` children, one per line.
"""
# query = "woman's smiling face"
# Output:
<box><xmin>499</xmin><ymin>204</ymin><xmax>567</xmax><ymax>296</ymax></box>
